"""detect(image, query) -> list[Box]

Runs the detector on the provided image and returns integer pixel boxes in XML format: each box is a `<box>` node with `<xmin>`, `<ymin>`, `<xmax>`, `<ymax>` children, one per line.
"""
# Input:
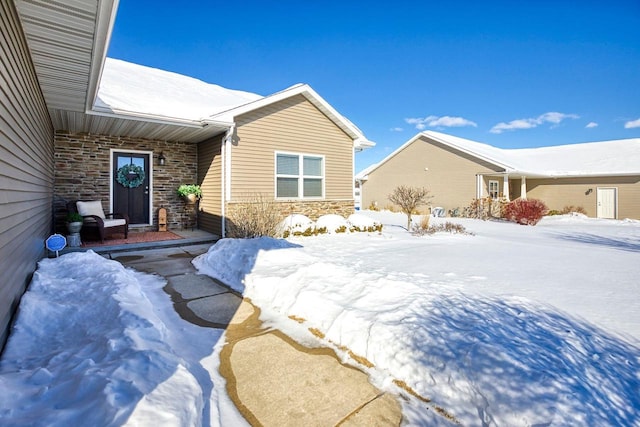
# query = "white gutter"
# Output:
<box><xmin>87</xmin><ymin>107</ymin><xmax>234</xmax><ymax>129</ymax></box>
<box><xmin>85</xmin><ymin>0</ymin><xmax>120</xmax><ymax>112</ymax></box>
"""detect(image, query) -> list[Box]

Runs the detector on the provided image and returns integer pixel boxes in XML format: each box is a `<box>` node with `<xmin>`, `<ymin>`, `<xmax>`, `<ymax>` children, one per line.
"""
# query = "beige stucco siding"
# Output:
<box><xmin>232</xmin><ymin>95</ymin><xmax>354</xmax><ymax>201</ymax></box>
<box><xmin>0</xmin><ymin>1</ymin><xmax>55</xmax><ymax>349</ymax></box>
<box><xmin>526</xmin><ymin>176</ymin><xmax>640</xmax><ymax>219</ymax></box>
<box><xmin>197</xmin><ymin>134</ymin><xmax>224</xmax><ymax>235</ymax></box>
<box><xmin>362</xmin><ymin>135</ymin><xmax>503</xmax><ymax>213</ymax></box>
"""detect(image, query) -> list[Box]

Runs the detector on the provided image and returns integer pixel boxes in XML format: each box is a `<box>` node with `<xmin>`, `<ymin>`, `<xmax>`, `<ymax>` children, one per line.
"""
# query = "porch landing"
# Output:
<box><xmin>55</xmin><ymin>229</ymin><xmax>219</xmax><ymax>256</ymax></box>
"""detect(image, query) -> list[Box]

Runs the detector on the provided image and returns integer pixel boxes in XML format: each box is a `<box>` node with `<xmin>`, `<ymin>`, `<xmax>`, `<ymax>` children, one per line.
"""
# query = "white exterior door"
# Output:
<box><xmin>596</xmin><ymin>187</ymin><xmax>617</xmax><ymax>219</ymax></box>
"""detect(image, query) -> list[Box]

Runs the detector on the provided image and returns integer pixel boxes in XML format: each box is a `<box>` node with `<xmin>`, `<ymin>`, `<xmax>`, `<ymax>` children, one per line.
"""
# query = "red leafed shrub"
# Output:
<box><xmin>503</xmin><ymin>199</ymin><xmax>548</xmax><ymax>226</ymax></box>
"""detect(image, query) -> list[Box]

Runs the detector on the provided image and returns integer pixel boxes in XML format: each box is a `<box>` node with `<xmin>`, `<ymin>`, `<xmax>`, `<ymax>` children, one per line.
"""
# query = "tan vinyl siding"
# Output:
<box><xmin>526</xmin><ymin>176</ymin><xmax>640</xmax><ymax>219</ymax></box>
<box><xmin>197</xmin><ymin>134</ymin><xmax>224</xmax><ymax>235</ymax></box>
<box><xmin>232</xmin><ymin>95</ymin><xmax>353</xmax><ymax>201</ymax></box>
<box><xmin>0</xmin><ymin>1</ymin><xmax>54</xmax><ymax>349</ymax></box>
<box><xmin>362</xmin><ymin>135</ymin><xmax>503</xmax><ymax>213</ymax></box>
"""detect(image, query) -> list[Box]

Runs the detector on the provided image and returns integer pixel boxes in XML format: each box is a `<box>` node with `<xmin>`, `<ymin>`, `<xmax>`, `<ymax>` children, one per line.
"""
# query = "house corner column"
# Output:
<box><xmin>503</xmin><ymin>175</ymin><xmax>510</xmax><ymax>201</ymax></box>
<box><xmin>520</xmin><ymin>176</ymin><xmax>527</xmax><ymax>200</ymax></box>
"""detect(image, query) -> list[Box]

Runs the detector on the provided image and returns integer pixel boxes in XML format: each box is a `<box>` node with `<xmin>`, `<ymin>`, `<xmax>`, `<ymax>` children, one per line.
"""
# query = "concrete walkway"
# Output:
<box><xmin>110</xmin><ymin>244</ymin><xmax>402</xmax><ymax>426</ymax></box>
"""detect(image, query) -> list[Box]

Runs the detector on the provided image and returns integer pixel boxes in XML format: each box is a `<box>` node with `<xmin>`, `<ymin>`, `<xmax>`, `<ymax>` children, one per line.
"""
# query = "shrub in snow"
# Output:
<box><xmin>412</xmin><ymin>221</ymin><xmax>473</xmax><ymax>236</ymax></box>
<box><xmin>316</xmin><ymin>214</ymin><xmax>350</xmax><ymax>234</ymax></box>
<box><xmin>503</xmin><ymin>198</ymin><xmax>548</xmax><ymax>226</ymax></box>
<box><xmin>279</xmin><ymin>214</ymin><xmax>316</xmax><ymax>237</ymax></box>
<box><xmin>226</xmin><ymin>193</ymin><xmax>282</xmax><ymax>238</ymax></box>
<box><xmin>462</xmin><ymin>197</ymin><xmax>507</xmax><ymax>220</ymax></box>
<box><xmin>561</xmin><ymin>205</ymin><xmax>588</xmax><ymax>215</ymax></box>
<box><xmin>415</xmin><ymin>215</ymin><xmax>430</xmax><ymax>231</ymax></box>
<box><xmin>347</xmin><ymin>213</ymin><xmax>383</xmax><ymax>232</ymax></box>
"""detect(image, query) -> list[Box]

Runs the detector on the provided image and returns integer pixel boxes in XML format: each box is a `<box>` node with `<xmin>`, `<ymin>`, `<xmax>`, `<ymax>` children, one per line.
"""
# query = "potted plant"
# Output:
<box><xmin>66</xmin><ymin>212</ymin><xmax>84</xmax><ymax>234</ymax></box>
<box><xmin>177</xmin><ymin>184</ymin><xmax>202</xmax><ymax>204</ymax></box>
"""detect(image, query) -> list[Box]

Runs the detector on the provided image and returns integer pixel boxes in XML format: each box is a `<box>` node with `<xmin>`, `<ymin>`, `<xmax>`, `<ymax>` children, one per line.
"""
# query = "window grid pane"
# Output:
<box><xmin>303</xmin><ymin>156</ymin><xmax>322</xmax><ymax>177</ymax></box>
<box><xmin>277</xmin><ymin>154</ymin><xmax>299</xmax><ymax>175</ymax></box>
<box><xmin>303</xmin><ymin>178</ymin><xmax>322</xmax><ymax>197</ymax></box>
<box><xmin>277</xmin><ymin>177</ymin><xmax>299</xmax><ymax>198</ymax></box>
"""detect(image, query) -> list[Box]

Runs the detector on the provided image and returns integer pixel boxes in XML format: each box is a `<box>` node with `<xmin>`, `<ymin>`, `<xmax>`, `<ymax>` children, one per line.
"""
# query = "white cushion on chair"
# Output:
<box><xmin>76</xmin><ymin>201</ymin><xmax>106</xmax><ymax>219</ymax></box>
<box><xmin>103</xmin><ymin>218</ymin><xmax>126</xmax><ymax>228</ymax></box>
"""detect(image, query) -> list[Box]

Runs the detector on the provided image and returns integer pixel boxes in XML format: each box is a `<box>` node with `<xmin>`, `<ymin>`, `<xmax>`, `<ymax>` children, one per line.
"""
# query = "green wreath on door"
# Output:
<box><xmin>116</xmin><ymin>164</ymin><xmax>145</xmax><ymax>188</ymax></box>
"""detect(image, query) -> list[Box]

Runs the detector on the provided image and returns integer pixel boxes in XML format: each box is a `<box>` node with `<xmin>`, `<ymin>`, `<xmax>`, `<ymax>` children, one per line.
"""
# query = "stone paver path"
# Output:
<box><xmin>111</xmin><ymin>244</ymin><xmax>402</xmax><ymax>426</ymax></box>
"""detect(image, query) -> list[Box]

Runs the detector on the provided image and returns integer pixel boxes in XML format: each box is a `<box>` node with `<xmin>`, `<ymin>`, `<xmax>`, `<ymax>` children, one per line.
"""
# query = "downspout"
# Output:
<box><xmin>221</xmin><ymin>124</ymin><xmax>235</xmax><ymax>238</ymax></box>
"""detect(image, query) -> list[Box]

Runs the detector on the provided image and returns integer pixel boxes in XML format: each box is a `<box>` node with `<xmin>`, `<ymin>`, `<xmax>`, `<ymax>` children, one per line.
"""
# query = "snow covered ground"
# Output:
<box><xmin>1</xmin><ymin>211</ymin><xmax>639</xmax><ymax>426</ymax></box>
<box><xmin>195</xmin><ymin>211</ymin><xmax>640</xmax><ymax>426</ymax></box>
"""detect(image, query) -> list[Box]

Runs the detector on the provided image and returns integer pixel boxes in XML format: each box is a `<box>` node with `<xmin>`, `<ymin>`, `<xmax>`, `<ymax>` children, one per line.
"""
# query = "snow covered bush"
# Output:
<box><xmin>279</xmin><ymin>213</ymin><xmax>383</xmax><ymax>238</ymax></box>
<box><xmin>503</xmin><ymin>199</ymin><xmax>548</xmax><ymax>225</ymax></box>
<box><xmin>279</xmin><ymin>214</ymin><xmax>316</xmax><ymax>237</ymax></box>
<box><xmin>316</xmin><ymin>214</ymin><xmax>349</xmax><ymax>234</ymax></box>
<box><xmin>226</xmin><ymin>193</ymin><xmax>282</xmax><ymax>238</ymax></box>
<box><xmin>348</xmin><ymin>213</ymin><xmax>383</xmax><ymax>232</ymax></box>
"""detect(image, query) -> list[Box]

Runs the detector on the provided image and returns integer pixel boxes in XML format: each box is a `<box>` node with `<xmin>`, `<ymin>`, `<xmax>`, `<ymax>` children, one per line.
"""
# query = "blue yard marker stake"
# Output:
<box><xmin>45</xmin><ymin>234</ymin><xmax>67</xmax><ymax>257</ymax></box>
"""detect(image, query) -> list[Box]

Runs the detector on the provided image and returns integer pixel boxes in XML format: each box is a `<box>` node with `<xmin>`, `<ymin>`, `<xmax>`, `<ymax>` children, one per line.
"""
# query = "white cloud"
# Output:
<box><xmin>624</xmin><ymin>118</ymin><xmax>640</xmax><ymax>129</ymax></box>
<box><xmin>490</xmin><ymin>112</ymin><xmax>580</xmax><ymax>134</ymax></box>
<box><xmin>389</xmin><ymin>127</ymin><xmax>404</xmax><ymax>132</ymax></box>
<box><xmin>405</xmin><ymin>115</ymin><xmax>477</xmax><ymax>130</ymax></box>
<box><xmin>585</xmin><ymin>122</ymin><xmax>598</xmax><ymax>128</ymax></box>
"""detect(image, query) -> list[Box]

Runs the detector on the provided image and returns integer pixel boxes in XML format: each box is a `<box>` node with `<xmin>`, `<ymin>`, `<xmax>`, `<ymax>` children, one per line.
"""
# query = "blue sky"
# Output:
<box><xmin>108</xmin><ymin>1</ymin><xmax>640</xmax><ymax>172</ymax></box>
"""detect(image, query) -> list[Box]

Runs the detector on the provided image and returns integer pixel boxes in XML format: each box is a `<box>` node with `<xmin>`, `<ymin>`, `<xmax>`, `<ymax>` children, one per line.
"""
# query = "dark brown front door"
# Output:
<box><xmin>113</xmin><ymin>152</ymin><xmax>150</xmax><ymax>224</ymax></box>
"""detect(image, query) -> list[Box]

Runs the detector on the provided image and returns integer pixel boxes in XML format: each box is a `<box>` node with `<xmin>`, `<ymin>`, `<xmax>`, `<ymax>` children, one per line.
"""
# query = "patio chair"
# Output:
<box><xmin>67</xmin><ymin>200</ymin><xmax>129</xmax><ymax>243</ymax></box>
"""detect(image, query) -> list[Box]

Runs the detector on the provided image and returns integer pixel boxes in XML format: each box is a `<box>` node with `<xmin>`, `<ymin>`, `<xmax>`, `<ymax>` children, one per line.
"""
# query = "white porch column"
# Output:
<box><xmin>520</xmin><ymin>176</ymin><xmax>527</xmax><ymax>200</ymax></box>
<box><xmin>476</xmin><ymin>174</ymin><xmax>483</xmax><ymax>199</ymax></box>
<box><xmin>503</xmin><ymin>175</ymin><xmax>510</xmax><ymax>201</ymax></box>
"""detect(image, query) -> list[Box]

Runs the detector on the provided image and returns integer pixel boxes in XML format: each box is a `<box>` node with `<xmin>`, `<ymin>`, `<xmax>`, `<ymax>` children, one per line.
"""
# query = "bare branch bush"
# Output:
<box><xmin>226</xmin><ymin>193</ymin><xmax>283</xmax><ymax>238</ymax></box>
<box><xmin>388</xmin><ymin>185</ymin><xmax>433</xmax><ymax>230</ymax></box>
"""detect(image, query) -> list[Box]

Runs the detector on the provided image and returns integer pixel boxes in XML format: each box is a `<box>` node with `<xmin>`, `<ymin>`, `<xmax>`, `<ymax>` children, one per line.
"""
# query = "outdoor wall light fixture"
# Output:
<box><xmin>158</xmin><ymin>152</ymin><xmax>166</xmax><ymax>166</ymax></box>
<box><xmin>585</xmin><ymin>188</ymin><xmax>593</xmax><ymax>195</ymax></box>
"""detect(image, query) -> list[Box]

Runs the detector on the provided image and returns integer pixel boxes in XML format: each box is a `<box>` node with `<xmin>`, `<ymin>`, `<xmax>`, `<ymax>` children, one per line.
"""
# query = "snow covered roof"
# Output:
<box><xmin>95</xmin><ymin>58</ymin><xmax>263</xmax><ymax>121</ymax></box>
<box><xmin>359</xmin><ymin>130</ymin><xmax>640</xmax><ymax>179</ymax></box>
<box><xmin>94</xmin><ymin>58</ymin><xmax>374</xmax><ymax>148</ymax></box>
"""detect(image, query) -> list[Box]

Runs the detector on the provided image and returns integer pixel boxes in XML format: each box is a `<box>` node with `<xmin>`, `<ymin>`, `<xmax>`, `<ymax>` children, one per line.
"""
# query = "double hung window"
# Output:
<box><xmin>276</xmin><ymin>153</ymin><xmax>324</xmax><ymax>198</ymax></box>
<box><xmin>488</xmin><ymin>180</ymin><xmax>499</xmax><ymax>199</ymax></box>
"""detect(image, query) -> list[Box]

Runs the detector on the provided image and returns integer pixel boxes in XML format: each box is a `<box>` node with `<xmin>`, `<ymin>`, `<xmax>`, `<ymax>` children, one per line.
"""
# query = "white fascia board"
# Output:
<box><xmin>86</xmin><ymin>0</ymin><xmax>120</xmax><ymax>112</ymax></box>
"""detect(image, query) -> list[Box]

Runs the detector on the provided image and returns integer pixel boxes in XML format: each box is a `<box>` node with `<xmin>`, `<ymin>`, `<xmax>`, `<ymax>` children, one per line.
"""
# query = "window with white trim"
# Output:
<box><xmin>488</xmin><ymin>180</ymin><xmax>499</xmax><ymax>199</ymax></box>
<box><xmin>276</xmin><ymin>153</ymin><xmax>324</xmax><ymax>198</ymax></box>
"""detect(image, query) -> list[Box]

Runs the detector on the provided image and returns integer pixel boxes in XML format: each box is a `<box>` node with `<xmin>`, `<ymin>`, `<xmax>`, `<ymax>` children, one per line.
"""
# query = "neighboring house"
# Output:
<box><xmin>357</xmin><ymin>131</ymin><xmax>640</xmax><ymax>220</ymax></box>
<box><xmin>0</xmin><ymin>0</ymin><xmax>372</xmax><ymax>350</ymax></box>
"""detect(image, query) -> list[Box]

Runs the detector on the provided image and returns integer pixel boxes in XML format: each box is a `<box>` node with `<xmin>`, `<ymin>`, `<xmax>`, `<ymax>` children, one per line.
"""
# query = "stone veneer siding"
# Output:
<box><xmin>226</xmin><ymin>199</ymin><xmax>354</xmax><ymax>223</ymax></box>
<box><xmin>54</xmin><ymin>132</ymin><xmax>198</xmax><ymax>232</ymax></box>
